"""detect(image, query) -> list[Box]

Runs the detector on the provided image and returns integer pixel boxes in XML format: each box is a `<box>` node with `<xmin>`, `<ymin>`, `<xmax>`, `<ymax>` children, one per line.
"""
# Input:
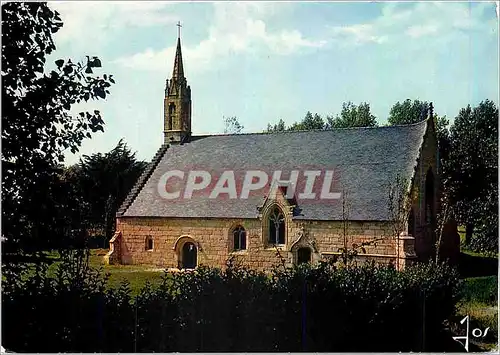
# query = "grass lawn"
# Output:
<box><xmin>452</xmin><ymin>247</ymin><xmax>499</xmax><ymax>352</ymax></box>
<box><xmin>452</xmin><ymin>276</ymin><xmax>498</xmax><ymax>352</ymax></box>
<box><xmin>450</xmin><ymin>228</ymin><xmax>498</xmax><ymax>351</ymax></box>
<box><xmin>90</xmin><ymin>249</ymin><xmax>165</xmax><ymax>295</ymax></box>
<box><xmin>35</xmin><ymin>249</ymin><xmax>165</xmax><ymax>296</ymax></box>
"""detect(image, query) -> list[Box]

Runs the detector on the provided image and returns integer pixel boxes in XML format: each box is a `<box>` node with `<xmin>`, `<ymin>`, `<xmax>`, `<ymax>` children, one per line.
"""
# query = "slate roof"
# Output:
<box><xmin>119</xmin><ymin>120</ymin><xmax>430</xmax><ymax>221</ymax></box>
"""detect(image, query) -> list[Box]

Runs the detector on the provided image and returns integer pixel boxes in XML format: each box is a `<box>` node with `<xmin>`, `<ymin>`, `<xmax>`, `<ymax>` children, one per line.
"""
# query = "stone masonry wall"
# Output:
<box><xmin>115</xmin><ymin>217</ymin><xmax>401</xmax><ymax>271</ymax></box>
<box><xmin>410</xmin><ymin>120</ymin><xmax>439</xmax><ymax>261</ymax></box>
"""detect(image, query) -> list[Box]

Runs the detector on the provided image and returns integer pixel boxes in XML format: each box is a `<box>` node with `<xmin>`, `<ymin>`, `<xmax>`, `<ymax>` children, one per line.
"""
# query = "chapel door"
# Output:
<box><xmin>297</xmin><ymin>247</ymin><xmax>312</xmax><ymax>264</ymax></box>
<box><xmin>182</xmin><ymin>242</ymin><xmax>197</xmax><ymax>269</ymax></box>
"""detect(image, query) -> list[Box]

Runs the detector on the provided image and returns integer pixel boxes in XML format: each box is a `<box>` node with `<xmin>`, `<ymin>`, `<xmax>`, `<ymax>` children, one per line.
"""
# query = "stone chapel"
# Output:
<box><xmin>105</xmin><ymin>32</ymin><xmax>459</xmax><ymax>271</ymax></box>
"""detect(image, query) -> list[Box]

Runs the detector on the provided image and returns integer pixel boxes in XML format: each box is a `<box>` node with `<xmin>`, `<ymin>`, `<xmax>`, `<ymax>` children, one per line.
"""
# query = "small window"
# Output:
<box><xmin>268</xmin><ymin>207</ymin><xmax>285</xmax><ymax>245</ymax></box>
<box><xmin>145</xmin><ymin>236</ymin><xmax>154</xmax><ymax>251</ymax></box>
<box><xmin>233</xmin><ymin>226</ymin><xmax>246</xmax><ymax>251</ymax></box>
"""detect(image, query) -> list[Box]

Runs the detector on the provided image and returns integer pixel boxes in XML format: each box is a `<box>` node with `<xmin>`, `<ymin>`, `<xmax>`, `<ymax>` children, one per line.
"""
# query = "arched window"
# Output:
<box><xmin>268</xmin><ymin>207</ymin><xmax>285</xmax><ymax>245</ymax></box>
<box><xmin>165</xmin><ymin>79</ymin><xmax>170</xmax><ymax>96</ymax></box>
<box><xmin>232</xmin><ymin>226</ymin><xmax>246</xmax><ymax>251</ymax></box>
<box><xmin>145</xmin><ymin>236</ymin><xmax>153</xmax><ymax>251</ymax></box>
<box><xmin>168</xmin><ymin>103</ymin><xmax>175</xmax><ymax>130</ymax></box>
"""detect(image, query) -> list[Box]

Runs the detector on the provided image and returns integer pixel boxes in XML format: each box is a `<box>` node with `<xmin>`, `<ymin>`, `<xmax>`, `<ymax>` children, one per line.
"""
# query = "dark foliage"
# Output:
<box><xmin>2</xmin><ymin>258</ymin><xmax>461</xmax><ymax>352</ymax></box>
<box><xmin>1</xmin><ymin>2</ymin><xmax>114</xmax><ymax>258</ymax></box>
<box><xmin>70</xmin><ymin>140</ymin><xmax>147</xmax><ymax>241</ymax></box>
<box><xmin>447</xmin><ymin>100</ymin><xmax>498</xmax><ymax>254</ymax></box>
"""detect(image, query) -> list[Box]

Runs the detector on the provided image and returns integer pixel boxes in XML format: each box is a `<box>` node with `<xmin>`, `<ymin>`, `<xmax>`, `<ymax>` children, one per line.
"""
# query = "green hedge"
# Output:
<box><xmin>2</xmin><ymin>253</ymin><xmax>461</xmax><ymax>352</ymax></box>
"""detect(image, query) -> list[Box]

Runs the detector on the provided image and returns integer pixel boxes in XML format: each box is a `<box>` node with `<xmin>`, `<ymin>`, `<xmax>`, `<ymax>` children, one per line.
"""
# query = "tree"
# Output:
<box><xmin>265</xmin><ymin>103</ymin><xmax>378</xmax><ymax>133</ymax></box>
<box><xmin>387</xmin><ymin>174</ymin><xmax>415</xmax><ymax>269</ymax></box>
<box><xmin>288</xmin><ymin>111</ymin><xmax>325</xmax><ymax>131</ymax></box>
<box><xmin>223</xmin><ymin>116</ymin><xmax>244</xmax><ymax>134</ymax></box>
<box><xmin>434</xmin><ymin>179</ymin><xmax>455</xmax><ymax>262</ymax></box>
<box><xmin>266</xmin><ymin>112</ymin><xmax>325</xmax><ymax>132</ymax></box>
<box><xmin>388</xmin><ymin>100</ymin><xmax>451</xmax><ymax>179</ymax></box>
<box><xmin>266</xmin><ymin>119</ymin><xmax>286</xmax><ymax>133</ymax></box>
<box><xmin>334</xmin><ymin>185</ymin><xmax>388</xmax><ymax>268</ymax></box>
<box><xmin>327</xmin><ymin>102</ymin><xmax>378</xmax><ymax>128</ymax></box>
<box><xmin>76</xmin><ymin>140</ymin><xmax>147</xmax><ymax>242</ymax></box>
<box><xmin>1</xmin><ymin>2</ymin><xmax>115</xmax><ymax>257</ymax></box>
<box><xmin>435</xmin><ymin>114</ymin><xmax>451</xmax><ymax>163</ymax></box>
<box><xmin>388</xmin><ymin>99</ymin><xmax>429</xmax><ymax>125</ymax></box>
<box><xmin>446</xmin><ymin>100</ymin><xmax>498</xmax><ymax>253</ymax></box>
<box><xmin>337</xmin><ymin>186</ymin><xmax>353</xmax><ymax>266</ymax></box>
<box><xmin>388</xmin><ymin>100</ymin><xmax>449</xmax><ymax>137</ymax></box>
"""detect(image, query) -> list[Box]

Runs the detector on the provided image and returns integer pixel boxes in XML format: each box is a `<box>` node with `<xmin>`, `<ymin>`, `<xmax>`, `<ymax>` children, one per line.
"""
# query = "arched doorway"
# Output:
<box><xmin>181</xmin><ymin>242</ymin><xmax>197</xmax><ymax>269</ymax></box>
<box><xmin>297</xmin><ymin>247</ymin><xmax>312</xmax><ymax>264</ymax></box>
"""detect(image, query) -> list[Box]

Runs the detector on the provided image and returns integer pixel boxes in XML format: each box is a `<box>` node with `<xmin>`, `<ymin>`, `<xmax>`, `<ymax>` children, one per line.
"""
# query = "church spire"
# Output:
<box><xmin>163</xmin><ymin>21</ymin><xmax>191</xmax><ymax>145</ymax></box>
<box><xmin>172</xmin><ymin>22</ymin><xmax>184</xmax><ymax>80</ymax></box>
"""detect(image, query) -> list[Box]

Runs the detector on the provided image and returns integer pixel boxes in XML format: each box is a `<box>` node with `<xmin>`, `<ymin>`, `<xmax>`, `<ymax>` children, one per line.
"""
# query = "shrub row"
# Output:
<box><xmin>2</xmin><ymin>253</ymin><xmax>461</xmax><ymax>352</ymax></box>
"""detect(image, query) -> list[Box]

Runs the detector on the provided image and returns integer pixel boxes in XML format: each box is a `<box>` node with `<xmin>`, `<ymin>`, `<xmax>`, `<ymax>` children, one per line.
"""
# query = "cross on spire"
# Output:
<box><xmin>171</xmin><ymin>22</ymin><xmax>185</xmax><ymax>80</ymax></box>
<box><xmin>176</xmin><ymin>21</ymin><xmax>182</xmax><ymax>38</ymax></box>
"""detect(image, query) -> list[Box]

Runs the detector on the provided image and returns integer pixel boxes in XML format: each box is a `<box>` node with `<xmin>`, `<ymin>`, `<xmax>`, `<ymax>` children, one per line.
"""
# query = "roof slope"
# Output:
<box><xmin>122</xmin><ymin>120</ymin><xmax>428</xmax><ymax>221</ymax></box>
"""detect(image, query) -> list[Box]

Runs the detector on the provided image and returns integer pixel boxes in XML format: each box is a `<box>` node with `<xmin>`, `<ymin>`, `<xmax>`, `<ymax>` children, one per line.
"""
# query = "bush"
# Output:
<box><xmin>2</xmin><ymin>255</ymin><xmax>461</xmax><ymax>352</ymax></box>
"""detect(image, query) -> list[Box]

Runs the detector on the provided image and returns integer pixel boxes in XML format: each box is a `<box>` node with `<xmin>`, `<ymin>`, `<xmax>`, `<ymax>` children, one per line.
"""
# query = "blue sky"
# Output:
<box><xmin>46</xmin><ymin>1</ymin><xmax>499</xmax><ymax>165</ymax></box>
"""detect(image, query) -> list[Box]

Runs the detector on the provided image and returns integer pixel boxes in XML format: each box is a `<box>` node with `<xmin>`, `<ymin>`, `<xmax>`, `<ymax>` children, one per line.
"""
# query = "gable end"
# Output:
<box><xmin>116</xmin><ymin>144</ymin><xmax>169</xmax><ymax>217</ymax></box>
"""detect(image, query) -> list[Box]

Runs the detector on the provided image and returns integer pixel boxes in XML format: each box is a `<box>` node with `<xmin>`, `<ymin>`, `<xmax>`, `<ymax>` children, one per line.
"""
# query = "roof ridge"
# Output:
<box><xmin>193</xmin><ymin>120</ymin><xmax>428</xmax><ymax>138</ymax></box>
<box><xmin>116</xmin><ymin>144</ymin><xmax>169</xmax><ymax>217</ymax></box>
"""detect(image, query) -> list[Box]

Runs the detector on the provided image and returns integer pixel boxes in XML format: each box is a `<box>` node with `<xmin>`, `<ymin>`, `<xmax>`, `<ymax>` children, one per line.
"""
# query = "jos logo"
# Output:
<box><xmin>452</xmin><ymin>315</ymin><xmax>490</xmax><ymax>352</ymax></box>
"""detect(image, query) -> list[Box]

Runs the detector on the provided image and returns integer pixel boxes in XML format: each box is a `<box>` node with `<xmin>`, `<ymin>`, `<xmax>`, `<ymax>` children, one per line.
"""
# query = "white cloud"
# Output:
<box><xmin>112</xmin><ymin>2</ymin><xmax>326</xmax><ymax>73</ymax></box>
<box><xmin>406</xmin><ymin>24</ymin><xmax>439</xmax><ymax>38</ymax></box>
<box><xmin>329</xmin><ymin>2</ymin><xmax>496</xmax><ymax>47</ymax></box>
<box><xmin>267</xmin><ymin>29</ymin><xmax>327</xmax><ymax>55</ymax></box>
<box><xmin>48</xmin><ymin>1</ymin><xmax>178</xmax><ymax>53</ymax></box>
<box><xmin>329</xmin><ymin>24</ymin><xmax>388</xmax><ymax>45</ymax></box>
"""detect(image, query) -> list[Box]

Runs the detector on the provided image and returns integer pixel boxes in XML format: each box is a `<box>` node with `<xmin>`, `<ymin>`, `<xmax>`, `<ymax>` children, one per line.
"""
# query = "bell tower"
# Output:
<box><xmin>164</xmin><ymin>22</ymin><xmax>191</xmax><ymax>145</ymax></box>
